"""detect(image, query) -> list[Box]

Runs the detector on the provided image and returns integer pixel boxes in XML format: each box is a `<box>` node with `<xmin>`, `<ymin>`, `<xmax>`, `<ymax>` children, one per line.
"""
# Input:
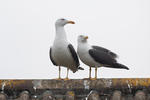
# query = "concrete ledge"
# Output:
<box><xmin>1</xmin><ymin>78</ymin><xmax>150</xmax><ymax>89</ymax></box>
<box><xmin>0</xmin><ymin>78</ymin><xmax>150</xmax><ymax>100</ymax></box>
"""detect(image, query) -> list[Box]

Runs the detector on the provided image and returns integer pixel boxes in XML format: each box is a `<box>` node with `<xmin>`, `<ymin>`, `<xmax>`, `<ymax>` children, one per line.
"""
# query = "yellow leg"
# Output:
<box><xmin>90</xmin><ymin>67</ymin><xmax>97</xmax><ymax>80</ymax></box>
<box><xmin>54</xmin><ymin>66</ymin><xmax>62</xmax><ymax>80</ymax></box>
<box><xmin>58</xmin><ymin>66</ymin><xmax>61</xmax><ymax>79</ymax></box>
<box><xmin>64</xmin><ymin>68</ymin><xmax>69</xmax><ymax>80</ymax></box>
<box><xmin>89</xmin><ymin>67</ymin><xmax>91</xmax><ymax>79</ymax></box>
<box><xmin>95</xmin><ymin>67</ymin><xmax>97</xmax><ymax>79</ymax></box>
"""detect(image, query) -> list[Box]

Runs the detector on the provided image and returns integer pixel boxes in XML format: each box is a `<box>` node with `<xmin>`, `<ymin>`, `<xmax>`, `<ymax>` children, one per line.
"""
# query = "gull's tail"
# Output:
<box><xmin>72</xmin><ymin>66</ymin><xmax>84</xmax><ymax>73</ymax></box>
<box><xmin>78</xmin><ymin>67</ymin><xmax>84</xmax><ymax>70</ymax></box>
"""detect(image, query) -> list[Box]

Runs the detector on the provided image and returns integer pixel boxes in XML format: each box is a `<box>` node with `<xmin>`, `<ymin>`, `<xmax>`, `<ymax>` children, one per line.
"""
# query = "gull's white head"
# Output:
<box><xmin>55</xmin><ymin>18</ymin><xmax>75</xmax><ymax>27</ymax></box>
<box><xmin>78</xmin><ymin>35</ymin><xmax>88</xmax><ymax>43</ymax></box>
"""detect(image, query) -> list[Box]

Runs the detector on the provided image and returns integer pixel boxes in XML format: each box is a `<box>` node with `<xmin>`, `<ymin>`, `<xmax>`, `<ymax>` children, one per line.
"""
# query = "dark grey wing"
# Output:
<box><xmin>89</xmin><ymin>48</ymin><xmax>129</xmax><ymax>70</ymax></box>
<box><xmin>49</xmin><ymin>47</ymin><xmax>57</xmax><ymax>66</ymax></box>
<box><xmin>89</xmin><ymin>49</ymin><xmax>117</xmax><ymax>66</ymax></box>
<box><xmin>92</xmin><ymin>46</ymin><xmax>118</xmax><ymax>58</ymax></box>
<box><xmin>68</xmin><ymin>44</ymin><xmax>80</xmax><ymax>67</ymax></box>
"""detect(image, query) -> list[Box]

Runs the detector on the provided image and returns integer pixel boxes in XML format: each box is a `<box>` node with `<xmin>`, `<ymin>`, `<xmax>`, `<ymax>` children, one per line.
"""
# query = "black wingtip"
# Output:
<box><xmin>78</xmin><ymin>67</ymin><xmax>84</xmax><ymax>70</ymax></box>
<box><xmin>122</xmin><ymin>65</ymin><xmax>129</xmax><ymax>70</ymax></box>
<box><xmin>112</xmin><ymin>63</ymin><xmax>129</xmax><ymax>70</ymax></box>
<box><xmin>126</xmin><ymin>67</ymin><xmax>129</xmax><ymax>70</ymax></box>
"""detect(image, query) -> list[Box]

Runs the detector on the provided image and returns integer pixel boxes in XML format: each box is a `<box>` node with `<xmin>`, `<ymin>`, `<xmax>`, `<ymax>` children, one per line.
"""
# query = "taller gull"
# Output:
<box><xmin>77</xmin><ymin>35</ymin><xmax>129</xmax><ymax>79</ymax></box>
<box><xmin>49</xmin><ymin>18</ymin><xmax>84</xmax><ymax>80</ymax></box>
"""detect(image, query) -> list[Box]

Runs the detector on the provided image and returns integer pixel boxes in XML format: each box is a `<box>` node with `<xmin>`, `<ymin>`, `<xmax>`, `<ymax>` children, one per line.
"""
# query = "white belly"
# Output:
<box><xmin>52</xmin><ymin>41</ymin><xmax>76</xmax><ymax>70</ymax></box>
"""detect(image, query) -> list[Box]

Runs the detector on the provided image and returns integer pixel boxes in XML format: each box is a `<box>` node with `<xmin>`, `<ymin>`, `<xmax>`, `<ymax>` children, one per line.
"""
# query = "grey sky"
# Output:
<box><xmin>0</xmin><ymin>0</ymin><xmax>150</xmax><ymax>79</ymax></box>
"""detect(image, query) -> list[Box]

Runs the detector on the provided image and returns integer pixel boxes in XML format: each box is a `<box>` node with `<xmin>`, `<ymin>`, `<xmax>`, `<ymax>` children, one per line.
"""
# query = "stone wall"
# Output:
<box><xmin>0</xmin><ymin>78</ymin><xmax>150</xmax><ymax>100</ymax></box>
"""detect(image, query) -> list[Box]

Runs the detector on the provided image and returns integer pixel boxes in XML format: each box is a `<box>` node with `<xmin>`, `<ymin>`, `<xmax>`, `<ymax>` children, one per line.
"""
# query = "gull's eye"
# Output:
<box><xmin>60</xmin><ymin>18</ymin><xmax>65</xmax><ymax>20</ymax></box>
<box><xmin>79</xmin><ymin>35</ymin><xmax>83</xmax><ymax>37</ymax></box>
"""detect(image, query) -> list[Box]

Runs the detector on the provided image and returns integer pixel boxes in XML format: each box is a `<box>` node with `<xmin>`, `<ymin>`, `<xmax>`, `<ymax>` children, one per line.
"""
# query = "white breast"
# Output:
<box><xmin>52</xmin><ymin>39</ymin><xmax>76</xmax><ymax>68</ymax></box>
<box><xmin>77</xmin><ymin>43</ymin><xmax>100</xmax><ymax>67</ymax></box>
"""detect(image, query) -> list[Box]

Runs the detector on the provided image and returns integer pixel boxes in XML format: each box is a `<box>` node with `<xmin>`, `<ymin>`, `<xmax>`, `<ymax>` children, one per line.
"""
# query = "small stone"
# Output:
<box><xmin>42</xmin><ymin>90</ymin><xmax>55</xmax><ymax>100</ymax></box>
<box><xmin>134</xmin><ymin>90</ymin><xmax>146</xmax><ymax>100</ymax></box>
<box><xmin>0</xmin><ymin>93</ymin><xmax>7</xmax><ymax>100</ymax></box>
<box><xmin>31</xmin><ymin>95</ymin><xmax>39</xmax><ymax>100</ymax></box>
<box><xmin>111</xmin><ymin>90</ymin><xmax>122</xmax><ymax>100</ymax></box>
<box><xmin>65</xmin><ymin>91</ymin><xmax>75</xmax><ymax>100</ymax></box>
<box><xmin>125</xmin><ymin>94</ymin><xmax>134</xmax><ymax>100</ymax></box>
<box><xmin>87</xmin><ymin>90</ymin><xmax>100</xmax><ymax>100</ymax></box>
<box><xmin>18</xmin><ymin>91</ymin><xmax>30</xmax><ymax>100</ymax></box>
<box><xmin>147</xmin><ymin>94</ymin><xmax>150</xmax><ymax>100</ymax></box>
<box><xmin>55</xmin><ymin>96</ymin><xmax>63</xmax><ymax>100</ymax></box>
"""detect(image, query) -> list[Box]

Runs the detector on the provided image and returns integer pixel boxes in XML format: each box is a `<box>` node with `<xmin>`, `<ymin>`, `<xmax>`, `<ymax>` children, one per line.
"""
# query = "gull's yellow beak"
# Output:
<box><xmin>67</xmin><ymin>21</ymin><xmax>75</xmax><ymax>24</ymax></box>
<box><xmin>84</xmin><ymin>36</ymin><xmax>88</xmax><ymax>39</ymax></box>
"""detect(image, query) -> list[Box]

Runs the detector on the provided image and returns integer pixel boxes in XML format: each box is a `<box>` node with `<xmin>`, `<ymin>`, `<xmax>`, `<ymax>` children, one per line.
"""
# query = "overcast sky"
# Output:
<box><xmin>0</xmin><ymin>0</ymin><xmax>150</xmax><ymax>79</ymax></box>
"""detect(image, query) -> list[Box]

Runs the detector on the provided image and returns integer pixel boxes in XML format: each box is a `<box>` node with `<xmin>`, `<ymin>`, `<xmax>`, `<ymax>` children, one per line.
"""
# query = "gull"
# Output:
<box><xmin>77</xmin><ymin>35</ymin><xmax>129</xmax><ymax>79</ymax></box>
<box><xmin>49</xmin><ymin>18</ymin><xmax>84</xmax><ymax>80</ymax></box>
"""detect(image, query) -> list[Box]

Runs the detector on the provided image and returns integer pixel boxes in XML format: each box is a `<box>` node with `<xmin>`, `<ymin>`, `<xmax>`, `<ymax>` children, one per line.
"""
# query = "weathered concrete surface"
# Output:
<box><xmin>111</xmin><ymin>90</ymin><xmax>122</xmax><ymax>100</ymax></box>
<box><xmin>125</xmin><ymin>94</ymin><xmax>134</xmax><ymax>100</ymax></box>
<box><xmin>16</xmin><ymin>91</ymin><xmax>30</xmax><ymax>100</ymax></box>
<box><xmin>0</xmin><ymin>93</ymin><xmax>7</xmax><ymax>100</ymax></box>
<box><xmin>65</xmin><ymin>91</ymin><xmax>75</xmax><ymax>100</ymax></box>
<box><xmin>41</xmin><ymin>90</ymin><xmax>55</xmax><ymax>100</ymax></box>
<box><xmin>1</xmin><ymin>78</ymin><xmax>150</xmax><ymax>90</ymax></box>
<box><xmin>87</xmin><ymin>91</ymin><xmax>100</xmax><ymax>100</ymax></box>
<box><xmin>134</xmin><ymin>90</ymin><xmax>146</xmax><ymax>100</ymax></box>
<box><xmin>0</xmin><ymin>79</ymin><xmax>150</xmax><ymax>100</ymax></box>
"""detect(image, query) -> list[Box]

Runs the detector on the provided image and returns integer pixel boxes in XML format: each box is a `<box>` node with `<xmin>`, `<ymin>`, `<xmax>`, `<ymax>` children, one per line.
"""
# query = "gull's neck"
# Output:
<box><xmin>55</xmin><ymin>25</ymin><xmax>67</xmax><ymax>40</ymax></box>
<box><xmin>78</xmin><ymin>41</ymin><xmax>90</xmax><ymax>49</ymax></box>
